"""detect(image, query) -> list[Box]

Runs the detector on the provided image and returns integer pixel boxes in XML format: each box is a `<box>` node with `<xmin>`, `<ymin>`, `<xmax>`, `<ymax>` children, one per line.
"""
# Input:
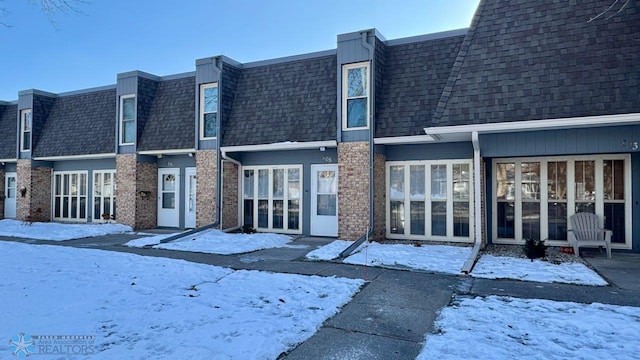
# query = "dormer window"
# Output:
<box><xmin>120</xmin><ymin>95</ymin><xmax>136</xmax><ymax>145</ymax></box>
<box><xmin>342</xmin><ymin>62</ymin><xmax>370</xmax><ymax>130</ymax></box>
<box><xmin>20</xmin><ymin>109</ymin><xmax>32</xmax><ymax>151</ymax></box>
<box><xmin>200</xmin><ymin>83</ymin><xmax>218</xmax><ymax>139</ymax></box>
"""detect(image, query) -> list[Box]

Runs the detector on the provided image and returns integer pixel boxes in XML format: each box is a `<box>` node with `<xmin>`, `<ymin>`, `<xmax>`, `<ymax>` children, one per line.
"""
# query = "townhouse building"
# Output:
<box><xmin>1</xmin><ymin>0</ymin><xmax>638</xmax><ymax>253</ymax></box>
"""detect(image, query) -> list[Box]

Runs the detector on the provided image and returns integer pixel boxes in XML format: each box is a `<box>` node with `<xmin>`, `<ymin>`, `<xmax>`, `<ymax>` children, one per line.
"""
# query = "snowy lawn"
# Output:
<box><xmin>125</xmin><ymin>229</ymin><xmax>293</xmax><ymax>255</ymax></box>
<box><xmin>305</xmin><ymin>240</ymin><xmax>353</xmax><ymax>260</ymax></box>
<box><xmin>417</xmin><ymin>295</ymin><xmax>640</xmax><ymax>359</ymax></box>
<box><xmin>308</xmin><ymin>241</ymin><xmax>608</xmax><ymax>285</ymax></box>
<box><xmin>343</xmin><ymin>241</ymin><xmax>471</xmax><ymax>275</ymax></box>
<box><xmin>0</xmin><ymin>219</ymin><xmax>132</xmax><ymax>241</ymax></box>
<box><xmin>472</xmin><ymin>254</ymin><xmax>608</xmax><ymax>286</ymax></box>
<box><xmin>0</xmin><ymin>241</ymin><xmax>363</xmax><ymax>359</ymax></box>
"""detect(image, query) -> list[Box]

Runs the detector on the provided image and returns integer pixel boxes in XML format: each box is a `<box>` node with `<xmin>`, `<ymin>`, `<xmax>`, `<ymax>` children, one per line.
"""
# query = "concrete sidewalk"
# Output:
<box><xmin>2</xmin><ymin>233</ymin><xmax>639</xmax><ymax>359</ymax></box>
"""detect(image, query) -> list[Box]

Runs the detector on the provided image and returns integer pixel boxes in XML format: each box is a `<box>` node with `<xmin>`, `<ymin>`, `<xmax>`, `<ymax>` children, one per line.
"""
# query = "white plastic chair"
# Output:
<box><xmin>568</xmin><ymin>212</ymin><xmax>612</xmax><ymax>259</ymax></box>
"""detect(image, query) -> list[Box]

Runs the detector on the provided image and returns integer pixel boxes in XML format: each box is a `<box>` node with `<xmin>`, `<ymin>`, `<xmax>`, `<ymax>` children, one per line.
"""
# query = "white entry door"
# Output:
<box><xmin>184</xmin><ymin>167</ymin><xmax>196</xmax><ymax>229</ymax></box>
<box><xmin>4</xmin><ymin>172</ymin><xmax>16</xmax><ymax>219</ymax></box>
<box><xmin>158</xmin><ymin>168</ymin><xmax>180</xmax><ymax>227</ymax></box>
<box><xmin>311</xmin><ymin>165</ymin><xmax>338</xmax><ymax>237</ymax></box>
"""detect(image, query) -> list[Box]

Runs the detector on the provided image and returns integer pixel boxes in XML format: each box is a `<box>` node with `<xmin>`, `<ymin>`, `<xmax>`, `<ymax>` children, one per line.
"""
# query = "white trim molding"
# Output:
<box><xmin>221</xmin><ymin>140</ymin><xmax>337</xmax><ymax>153</ymax></box>
<box><xmin>374</xmin><ymin>135</ymin><xmax>441</xmax><ymax>145</ymax></box>
<box><xmin>0</xmin><ymin>158</ymin><xmax>17</xmax><ymax>163</ymax></box>
<box><xmin>138</xmin><ymin>149</ymin><xmax>197</xmax><ymax>156</ymax></box>
<box><xmin>34</xmin><ymin>153</ymin><xmax>116</xmax><ymax>161</ymax></box>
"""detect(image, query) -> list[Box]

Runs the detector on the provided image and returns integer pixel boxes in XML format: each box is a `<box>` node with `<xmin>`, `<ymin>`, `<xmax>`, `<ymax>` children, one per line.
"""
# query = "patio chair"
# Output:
<box><xmin>567</xmin><ymin>212</ymin><xmax>612</xmax><ymax>259</ymax></box>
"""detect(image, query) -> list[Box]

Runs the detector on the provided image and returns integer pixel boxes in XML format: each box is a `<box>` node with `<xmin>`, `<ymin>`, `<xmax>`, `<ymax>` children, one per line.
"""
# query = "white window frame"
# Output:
<box><xmin>20</xmin><ymin>109</ymin><xmax>32</xmax><ymax>152</ymax></box>
<box><xmin>241</xmin><ymin>165</ymin><xmax>303</xmax><ymax>235</ymax></box>
<box><xmin>92</xmin><ymin>170</ymin><xmax>116</xmax><ymax>223</ymax></box>
<box><xmin>200</xmin><ymin>82</ymin><xmax>218</xmax><ymax>140</ymax></box>
<box><xmin>119</xmin><ymin>94</ymin><xmax>136</xmax><ymax>145</ymax></box>
<box><xmin>386</xmin><ymin>160</ymin><xmax>474</xmax><ymax>243</ymax></box>
<box><xmin>52</xmin><ymin>170</ymin><xmax>89</xmax><ymax>222</ymax></box>
<box><xmin>492</xmin><ymin>154</ymin><xmax>632</xmax><ymax>249</ymax></box>
<box><xmin>342</xmin><ymin>61</ymin><xmax>370</xmax><ymax>131</ymax></box>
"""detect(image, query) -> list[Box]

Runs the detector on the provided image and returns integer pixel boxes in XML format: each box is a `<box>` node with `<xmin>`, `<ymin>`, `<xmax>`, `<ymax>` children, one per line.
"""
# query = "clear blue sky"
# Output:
<box><xmin>0</xmin><ymin>0</ymin><xmax>480</xmax><ymax>101</ymax></box>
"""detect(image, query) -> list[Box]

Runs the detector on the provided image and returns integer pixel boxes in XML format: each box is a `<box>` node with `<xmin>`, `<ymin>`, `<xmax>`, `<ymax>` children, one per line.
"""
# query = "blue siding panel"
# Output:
<box><xmin>5</xmin><ymin>163</ymin><xmax>17</xmax><ymax>172</ymax></box>
<box><xmin>384</xmin><ymin>142</ymin><xmax>474</xmax><ymax>161</ymax></box>
<box><xmin>481</xmin><ymin>125</ymin><xmax>640</xmax><ymax>157</ymax></box>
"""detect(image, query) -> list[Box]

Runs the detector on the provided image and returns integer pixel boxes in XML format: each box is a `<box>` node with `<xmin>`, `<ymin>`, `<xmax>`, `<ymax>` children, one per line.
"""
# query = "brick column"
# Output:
<box><xmin>338</xmin><ymin>141</ymin><xmax>370</xmax><ymax>240</ymax></box>
<box><xmin>16</xmin><ymin>160</ymin><xmax>52</xmax><ymax>222</ymax></box>
<box><xmin>196</xmin><ymin>150</ymin><xmax>217</xmax><ymax>227</ymax></box>
<box><xmin>116</xmin><ymin>154</ymin><xmax>158</xmax><ymax>230</ymax></box>
<box><xmin>222</xmin><ymin>161</ymin><xmax>239</xmax><ymax>229</ymax></box>
<box><xmin>373</xmin><ymin>152</ymin><xmax>386</xmax><ymax>240</ymax></box>
<box><xmin>0</xmin><ymin>167</ymin><xmax>4</xmax><ymax>219</ymax></box>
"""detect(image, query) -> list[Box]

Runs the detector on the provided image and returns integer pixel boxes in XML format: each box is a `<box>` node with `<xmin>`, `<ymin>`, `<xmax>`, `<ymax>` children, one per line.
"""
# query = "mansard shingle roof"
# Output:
<box><xmin>433</xmin><ymin>0</ymin><xmax>640</xmax><ymax>126</ymax></box>
<box><xmin>0</xmin><ymin>104</ymin><xmax>17</xmax><ymax>159</ymax></box>
<box><xmin>223</xmin><ymin>55</ymin><xmax>337</xmax><ymax>147</ymax></box>
<box><xmin>33</xmin><ymin>89</ymin><xmax>116</xmax><ymax>157</ymax></box>
<box><xmin>138</xmin><ymin>76</ymin><xmax>195</xmax><ymax>151</ymax></box>
<box><xmin>376</xmin><ymin>34</ymin><xmax>465</xmax><ymax>137</ymax></box>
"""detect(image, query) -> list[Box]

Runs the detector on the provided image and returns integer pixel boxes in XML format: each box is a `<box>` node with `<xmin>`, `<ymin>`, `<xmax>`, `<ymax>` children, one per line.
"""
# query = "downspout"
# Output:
<box><xmin>221</xmin><ymin>150</ymin><xmax>242</xmax><ymax>231</ymax></box>
<box><xmin>213</xmin><ymin>57</ymin><xmax>224</xmax><ymax>229</ymax></box>
<box><xmin>462</xmin><ymin>131</ymin><xmax>483</xmax><ymax>274</ymax></box>
<box><xmin>362</xmin><ymin>30</ymin><xmax>375</xmax><ymax>237</ymax></box>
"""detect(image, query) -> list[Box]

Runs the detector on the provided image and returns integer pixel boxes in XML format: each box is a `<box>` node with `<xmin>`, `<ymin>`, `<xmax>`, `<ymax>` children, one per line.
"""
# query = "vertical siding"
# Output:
<box><xmin>480</xmin><ymin>125</ymin><xmax>640</xmax><ymax>157</ymax></box>
<box><xmin>116</xmin><ymin>76</ymin><xmax>138</xmax><ymax>154</ymax></box>
<box><xmin>337</xmin><ymin>31</ymin><xmax>375</xmax><ymax>143</ymax></box>
<box><xmin>17</xmin><ymin>93</ymin><xmax>33</xmax><ymax>159</ymax></box>
<box><xmin>195</xmin><ymin>59</ymin><xmax>222</xmax><ymax>151</ymax></box>
<box><xmin>384</xmin><ymin>142</ymin><xmax>474</xmax><ymax>161</ymax></box>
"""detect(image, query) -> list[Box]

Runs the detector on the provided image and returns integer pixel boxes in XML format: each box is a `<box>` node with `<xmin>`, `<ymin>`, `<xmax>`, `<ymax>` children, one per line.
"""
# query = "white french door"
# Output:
<box><xmin>311</xmin><ymin>165</ymin><xmax>338</xmax><ymax>237</ymax></box>
<box><xmin>4</xmin><ymin>172</ymin><xmax>16</xmax><ymax>218</ymax></box>
<box><xmin>158</xmin><ymin>168</ymin><xmax>180</xmax><ymax>227</ymax></box>
<box><xmin>93</xmin><ymin>170</ymin><xmax>116</xmax><ymax>222</ymax></box>
<box><xmin>242</xmin><ymin>165</ymin><xmax>302</xmax><ymax>234</ymax></box>
<box><xmin>53</xmin><ymin>171</ymin><xmax>88</xmax><ymax>221</ymax></box>
<box><xmin>184</xmin><ymin>167</ymin><xmax>196</xmax><ymax>228</ymax></box>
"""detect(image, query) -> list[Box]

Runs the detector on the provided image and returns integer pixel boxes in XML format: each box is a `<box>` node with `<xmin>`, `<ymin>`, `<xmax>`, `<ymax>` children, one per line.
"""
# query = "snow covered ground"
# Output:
<box><xmin>0</xmin><ymin>219</ymin><xmax>132</xmax><ymax>240</ymax></box>
<box><xmin>472</xmin><ymin>254</ymin><xmax>608</xmax><ymax>286</ymax></box>
<box><xmin>125</xmin><ymin>229</ymin><xmax>293</xmax><ymax>255</ymax></box>
<box><xmin>343</xmin><ymin>242</ymin><xmax>471</xmax><ymax>275</ymax></box>
<box><xmin>417</xmin><ymin>295</ymin><xmax>640</xmax><ymax>359</ymax></box>
<box><xmin>307</xmin><ymin>240</ymin><xmax>608</xmax><ymax>285</ymax></box>
<box><xmin>0</xmin><ymin>241</ymin><xmax>363</xmax><ymax>359</ymax></box>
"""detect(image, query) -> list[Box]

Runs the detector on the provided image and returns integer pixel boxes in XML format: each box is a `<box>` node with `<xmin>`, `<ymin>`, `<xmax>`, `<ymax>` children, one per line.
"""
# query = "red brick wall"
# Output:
<box><xmin>373</xmin><ymin>152</ymin><xmax>386</xmax><ymax>240</ymax></box>
<box><xmin>115</xmin><ymin>154</ymin><xmax>158</xmax><ymax>230</ymax></box>
<box><xmin>338</xmin><ymin>142</ymin><xmax>370</xmax><ymax>240</ymax></box>
<box><xmin>222</xmin><ymin>161</ymin><xmax>239</xmax><ymax>229</ymax></box>
<box><xmin>196</xmin><ymin>150</ymin><xmax>217</xmax><ymax>227</ymax></box>
<box><xmin>16</xmin><ymin>160</ymin><xmax>52</xmax><ymax>222</ymax></box>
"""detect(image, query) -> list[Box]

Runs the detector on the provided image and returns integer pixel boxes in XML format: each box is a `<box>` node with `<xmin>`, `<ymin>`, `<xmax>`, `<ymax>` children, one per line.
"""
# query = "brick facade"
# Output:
<box><xmin>222</xmin><ymin>161</ymin><xmax>239</xmax><ymax>229</ymax></box>
<box><xmin>196</xmin><ymin>150</ymin><xmax>217</xmax><ymax>227</ymax></box>
<box><xmin>16</xmin><ymin>160</ymin><xmax>52</xmax><ymax>222</ymax></box>
<box><xmin>115</xmin><ymin>154</ymin><xmax>158</xmax><ymax>230</ymax></box>
<box><xmin>373</xmin><ymin>152</ymin><xmax>386</xmax><ymax>240</ymax></box>
<box><xmin>338</xmin><ymin>141</ymin><xmax>370</xmax><ymax>240</ymax></box>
